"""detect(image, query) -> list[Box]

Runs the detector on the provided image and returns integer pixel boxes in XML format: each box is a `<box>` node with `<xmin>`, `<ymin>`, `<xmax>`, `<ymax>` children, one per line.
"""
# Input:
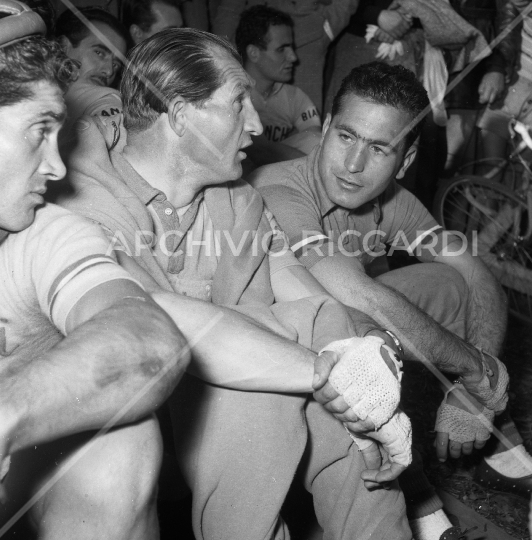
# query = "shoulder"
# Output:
<box><xmin>247</xmin><ymin>154</ymin><xmax>311</xmax><ymax>191</ymax></box>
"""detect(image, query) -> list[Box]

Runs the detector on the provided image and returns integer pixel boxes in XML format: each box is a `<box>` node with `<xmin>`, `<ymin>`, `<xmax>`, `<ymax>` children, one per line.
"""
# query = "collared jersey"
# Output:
<box><xmin>249</xmin><ymin>146</ymin><xmax>460</xmax><ymax>270</ymax></box>
<box><xmin>108</xmin><ymin>152</ymin><xmax>300</xmax><ymax>302</ymax></box>
<box><xmin>0</xmin><ymin>204</ymin><xmax>139</xmax><ymax>361</ymax></box>
<box><xmin>251</xmin><ymin>83</ymin><xmax>320</xmax><ymax>143</ymax></box>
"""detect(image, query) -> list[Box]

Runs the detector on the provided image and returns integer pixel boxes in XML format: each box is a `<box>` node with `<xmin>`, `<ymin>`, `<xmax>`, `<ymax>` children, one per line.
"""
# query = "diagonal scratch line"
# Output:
<box><xmin>0</xmin><ymin>311</ymin><xmax>225</xmax><ymax>537</ymax></box>
<box><xmin>58</xmin><ymin>0</ymin><xmax>224</xmax><ymax>160</ymax></box>
<box><xmin>390</xmin><ymin>3</ymin><xmax>532</xmax><ymax>150</ymax></box>
<box><xmin>371</xmin><ymin>308</ymin><xmax>531</xmax><ymax>471</ymax></box>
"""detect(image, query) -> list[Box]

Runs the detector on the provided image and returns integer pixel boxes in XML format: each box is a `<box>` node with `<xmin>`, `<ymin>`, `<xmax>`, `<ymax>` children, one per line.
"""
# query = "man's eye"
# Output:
<box><xmin>234</xmin><ymin>97</ymin><xmax>244</xmax><ymax>112</ymax></box>
<box><xmin>339</xmin><ymin>133</ymin><xmax>351</xmax><ymax>142</ymax></box>
<box><xmin>371</xmin><ymin>146</ymin><xmax>385</xmax><ymax>155</ymax></box>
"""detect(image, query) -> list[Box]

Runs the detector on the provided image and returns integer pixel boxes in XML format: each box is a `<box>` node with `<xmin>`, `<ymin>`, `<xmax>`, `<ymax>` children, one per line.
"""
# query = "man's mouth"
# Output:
<box><xmin>91</xmin><ymin>75</ymin><xmax>108</xmax><ymax>87</ymax></box>
<box><xmin>336</xmin><ymin>176</ymin><xmax>363</xmax><ymax>189</ymax></box>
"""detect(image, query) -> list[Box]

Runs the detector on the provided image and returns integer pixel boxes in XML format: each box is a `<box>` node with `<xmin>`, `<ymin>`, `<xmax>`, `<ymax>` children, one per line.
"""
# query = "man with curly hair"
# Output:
<box><xmin>0</xmin><ymin>4</ymin><xmax>189</xmax><ymax>538</ymax></box>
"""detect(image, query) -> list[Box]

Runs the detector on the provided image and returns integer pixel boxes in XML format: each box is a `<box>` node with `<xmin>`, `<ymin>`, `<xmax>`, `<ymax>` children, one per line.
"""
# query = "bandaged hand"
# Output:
<box><xmin>460</xmin><ymin>349</ymin><xmax>509</xmax><ymax>414</ymax></box>
<box><xmin>319</xmin><ymin>336</ymin><xmax>403</xmax><ymax>430</ymax></box>
<box><xmin>434</xmin><ymin>383</ymin><xmax>494</xmax><ymax>462</ymax></box>
<box><xmin>347</xmin><ymin>409</ymin><xmax>412</xmax><ymax>489</ymax></box>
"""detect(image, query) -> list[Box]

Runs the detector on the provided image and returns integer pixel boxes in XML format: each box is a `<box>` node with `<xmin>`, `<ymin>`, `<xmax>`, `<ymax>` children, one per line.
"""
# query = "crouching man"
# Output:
<box><xmin>0</xmin><ymin>3</ymin><xmax>188</xmax><ymax>538</ymax></box>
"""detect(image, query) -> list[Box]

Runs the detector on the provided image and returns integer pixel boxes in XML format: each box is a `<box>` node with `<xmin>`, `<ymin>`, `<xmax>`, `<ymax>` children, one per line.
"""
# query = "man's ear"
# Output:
<box><xmin>58</xmin><ymin>35</ymin><xmax>73</xmax><ymax>55</ymax></box>
<box><xmin>129</xmin><ymin>24</ymin><xmax>144</xmax><ymax>45</ymax></box>
<box><xmin>396</xmin><ymin>144</ymin><xmax>417</xmax><ymax>180</ymax></box>
<box><xmin>321</xmin><ymin>113</ymin><xmax>332</xmax><ymax>142</ymax></box>
<box><xmin>167</xmin><ymin>95</ymin><xmax>187</xmax><ymax>137</ymax></box>
<box><xmin>246</xmin><ymin>44</ymin><xmax>261</xmax><ymax>64</ymax></box>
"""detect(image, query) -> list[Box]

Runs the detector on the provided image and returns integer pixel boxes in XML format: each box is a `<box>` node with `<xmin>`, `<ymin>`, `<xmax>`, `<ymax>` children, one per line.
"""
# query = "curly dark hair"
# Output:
<box><xmin>235</xmin><ymin>5</ymin><xmax>293</xmax><ymax>62</ymax></box>
<box><xmin>0</xmin><ymin>35</ymin><xmax>77</xmax><ymax>107</ymax></box>
<box><xmin>332</xmin><ymin>62</ymin><xmax>430</xmax><ymax>150</ymax></box>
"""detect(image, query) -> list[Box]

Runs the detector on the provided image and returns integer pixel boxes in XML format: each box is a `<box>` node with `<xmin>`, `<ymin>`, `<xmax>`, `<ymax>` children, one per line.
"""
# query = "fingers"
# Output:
<box><xmin>359</xmin><ymin>439</ymin><xmax>382</xmax><ymax>471</ymax></box>
<box><xmin>312</xmin><ymin>351</ymin><xmax>338</xmax><ymax>391</ymax></box>
<box><xmin>361</xmin><ymin>462</ymin><xmax>406</xmax><ymax>485</ymax></box>
<box><xmin>344</xmin><ymin>418</ymin><xmax>375</xmax><ymax>433</ymax></box>
<box><xmin>313</xmin><ymin>380</ymin><xmax>341</xmax><ymax>405</ymax></box>
<box><xmin>448</xmin><ymin>440</ymin><xmax>463</xmax><ymax>460</ymax></box>
<box><xmin>474</xmin><ymin>438</ymin><xmax>487</xmax><ymax>450</ymax></box>
<box><xmin>434</xmin><ymin>431</ymin><xmax>449</xmax><ymax>462</ymax></box>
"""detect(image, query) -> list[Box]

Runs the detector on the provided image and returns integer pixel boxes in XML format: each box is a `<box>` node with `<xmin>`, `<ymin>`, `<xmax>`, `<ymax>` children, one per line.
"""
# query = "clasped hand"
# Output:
<box><xmin>313</xmin><ymin>336</ymin><xmax>412</xmax><ymax>490</ymax></box>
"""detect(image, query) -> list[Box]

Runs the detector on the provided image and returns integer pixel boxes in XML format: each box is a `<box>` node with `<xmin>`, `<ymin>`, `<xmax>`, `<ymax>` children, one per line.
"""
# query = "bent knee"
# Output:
<box><xmin>43</xmin><ymin>416</ymin><xmax>163</xmax><ymax>516</ymax></box>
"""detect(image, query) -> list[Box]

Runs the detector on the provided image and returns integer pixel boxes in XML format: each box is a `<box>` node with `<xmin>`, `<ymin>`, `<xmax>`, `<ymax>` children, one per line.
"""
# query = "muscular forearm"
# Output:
<box><xmin>152</xmin><ymin>292</ymin><xmax>317</xmax><ymax>393</ymax></box>
<box><xmin>1</xmin><ymin>298</ymin><xmax>187</xmax><ymax>455</ymax></box>
<box><xmin>448</xmin><ymin>256</ymin><xmax>507</xmax><ymax>355</ymax></box>
<box><xmin>311</xmin><ymin>260</ymin><xmax>483</xmax><ymax>378</ymax></box>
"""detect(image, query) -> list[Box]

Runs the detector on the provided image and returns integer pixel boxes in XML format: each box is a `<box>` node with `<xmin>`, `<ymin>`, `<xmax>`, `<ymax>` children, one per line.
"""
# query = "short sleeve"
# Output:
<box><xmin>259</xmin><ymin>184</ymin><xmax>335</xmax><ymax>269</ymax></box>
<box><xmin>293</xmin><ymin>87</ymin><xmax>321</xmax><ymax>132</ymax></box>
<box><xmin>27</xmin><ymin>206</ymin><xmax>142</xmax><ymax>335</ymax></box>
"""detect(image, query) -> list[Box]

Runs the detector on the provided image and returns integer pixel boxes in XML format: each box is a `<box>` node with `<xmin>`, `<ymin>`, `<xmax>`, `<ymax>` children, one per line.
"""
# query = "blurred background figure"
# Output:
<box><xmin>213</xmin><ymin>0</ymin><xmax>358</xmax><ymax>112</ymax></box>
<box><xmin>55</xmin><ymin>7</ymin><xmax>127</xmax><ymax>132</ymax></box>
<box><xmin>121</xmin><ymin>0</ymin><xmax>183</xmax><ymax>48</ymax></box>
<box><xmin>236</xmin><ymin>5</ymin><xmax>321</xmax><ymax>168</ymax></box>
<box><xmin>444</xmin><ymin>0</ymin><xmax>519</xmax><ymax>177</ymax></box>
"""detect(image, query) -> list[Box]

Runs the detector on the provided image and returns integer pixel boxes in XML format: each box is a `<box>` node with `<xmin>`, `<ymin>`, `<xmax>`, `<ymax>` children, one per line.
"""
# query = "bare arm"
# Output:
<box><xmin>116</xmin><ymin>252</ymin><xmax>318</xmax><ymax>392</ymax></box>
<box><xmin>0</xmin><ymin>279</ymin><xmax>188</xmax><ymax>455</ymax></box>
<box><xmin>308</xmin><ymin>253</ymin><xmax>484</xmax><ymax>379</ymax></box>
<box><xmin>434</xmin><ymin>247</ymin><xmax>507</xmax><ymax>356</ymax></box>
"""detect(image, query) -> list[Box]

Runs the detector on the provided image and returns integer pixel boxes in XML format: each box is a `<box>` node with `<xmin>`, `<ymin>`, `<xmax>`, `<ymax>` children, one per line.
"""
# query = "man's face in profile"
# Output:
<box><xmin>64</xmin><ymin>21</ymin><xmax>126</xmax><ymax>87</ymax></box>
<box><xmin>0</xmin><ymin>81</ymin><xmax>66</xmax><ymax>232</ymax></box>
<box><xmin>181</xmin><ymin>50</ymin><xmax>263</xmax><ymax>186</ymax></box>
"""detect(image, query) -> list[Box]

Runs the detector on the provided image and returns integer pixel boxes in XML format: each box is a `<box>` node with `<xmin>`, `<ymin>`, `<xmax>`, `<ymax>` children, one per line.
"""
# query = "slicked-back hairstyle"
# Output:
<box><xmin>0</xmin><ymin>35</ymin><xmax>77</xmax><ymax>107</ymax></box>
<box><xmin>235</xmin><ymin>5</ymin><xmax>293</xmax><ymax>62</ymax></box>
<box><xmin>122</xmin><ymin>0</ymin><xmax>179</xmax><ymax>33</ymax></box>
<box><xmin>121</xmin><ymin>27</ymin><xmax>241</xmax><ymax>133</ymax></box>
<box><xmin>332</xmin><ymin>62</ymin><xmax>430</xmax><ymax>150</ymax></box>
<box><xmin>55</xmin><ymin>6</ymin><xmax>127</xmax><ymax>48</ymax></box>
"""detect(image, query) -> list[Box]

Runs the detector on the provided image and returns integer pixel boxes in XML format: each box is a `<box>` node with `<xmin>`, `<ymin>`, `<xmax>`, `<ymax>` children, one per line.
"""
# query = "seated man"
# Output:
<box><xmin>58</xmin><ymin>29</ymin><xmax>506</xmax><ymax>540</ymax></box>
<box><xmin>121</xmin><ymin>0</ymin><xmax>183</xmax><ymax>48</ymax></box>
<box><xmin>249</xmin><ymin>61</ymin><xmax>522</xmax><ymax>539</ymax></box>
<box><xmin>0</xmin><ymin>4</ymin><xmax>189</xmax><ymax>538</ymax></box>
<box><xmin>56</xmin><ymin>6</ymin><xmax>127</xmax><ymax>130</ymax></box>
<box><xmin>235</xmin><ymin>5</ymin><xmax>322</xmax><ymax>160</ymax></box>
<box><xmin>57</xmin><ymin>27</ymin><xmax>426</xmax><ymax>540</ymax></box>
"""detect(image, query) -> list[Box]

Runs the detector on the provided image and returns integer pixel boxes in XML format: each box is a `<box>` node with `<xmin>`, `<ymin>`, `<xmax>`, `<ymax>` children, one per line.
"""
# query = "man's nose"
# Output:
<box><xmin>344</xmin><ymin>144</ymin><xmax>365</xmax><ymax>173</ymax></box>
<box><xmin>40</xmin><ymin>141</ymin><xmax>67</xmax><ymax>182</ymax></box>
<box><xmin>245</xmin><ymin>101</ymin><xmax>263</xmax><ymax>136</ymax></box>
<box><xmin>286</xmin><ymin>47</ymin><xmax>297</xmax><ymax>63</ymax></box>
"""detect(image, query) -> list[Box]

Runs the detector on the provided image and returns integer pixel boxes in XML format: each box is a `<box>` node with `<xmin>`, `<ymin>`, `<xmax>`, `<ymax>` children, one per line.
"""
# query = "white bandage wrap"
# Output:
<box><xmin>349</xmin><ymin>410</ymin><xmax>413</xmax><ymax>467</ymax></box>
<box><xmin>320</xmin><ymin>336</ymin><xmax>403</xmax><ymax>430</ymax></box>
<box><xmin>435</xmin><ymin>386</ymin><xmax>495</xmax><ymax>444</ymax></box>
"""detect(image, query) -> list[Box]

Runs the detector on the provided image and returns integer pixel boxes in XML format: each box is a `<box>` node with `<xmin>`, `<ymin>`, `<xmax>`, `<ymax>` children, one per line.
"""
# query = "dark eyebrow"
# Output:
<box><xmin>336</xmin><ymin>123</ymin><xmax>395</xmax><ymax>149</ymax></box>
<box><xmin>93</xmin><ymin>43</ymin><xmax>112</xmax><ymax>55</ymax></box>
<box><xmin>36</xmin><ymin>109</ymin><xmax>67</xmax><ymax>123</ymax></box>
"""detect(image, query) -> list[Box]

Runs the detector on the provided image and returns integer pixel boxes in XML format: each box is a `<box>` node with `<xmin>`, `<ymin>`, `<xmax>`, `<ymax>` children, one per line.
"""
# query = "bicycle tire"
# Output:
<box><xmin>433</xmin><ymin>176</ymin><xmax>532</xmax><ymax>324</ymax></box>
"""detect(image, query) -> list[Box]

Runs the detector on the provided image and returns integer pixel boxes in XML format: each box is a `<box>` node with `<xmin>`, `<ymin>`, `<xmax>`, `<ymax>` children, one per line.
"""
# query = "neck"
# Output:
<box><xmin>245</xmin><ymin>63</ymin><xmax>276</xmax><ymax>98</ymax></box>
<box><xmin>123</xmin><ymin>125</ymin><xmax>199</xmax><ymax>208</ymax></box>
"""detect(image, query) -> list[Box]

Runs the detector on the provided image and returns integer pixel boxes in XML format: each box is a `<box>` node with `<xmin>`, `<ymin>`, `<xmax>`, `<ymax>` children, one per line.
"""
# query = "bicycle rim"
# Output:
<box><xmin>434</xmin><ymin>176</ymin><xmax>532</xmax><ymax>323</ymax></box>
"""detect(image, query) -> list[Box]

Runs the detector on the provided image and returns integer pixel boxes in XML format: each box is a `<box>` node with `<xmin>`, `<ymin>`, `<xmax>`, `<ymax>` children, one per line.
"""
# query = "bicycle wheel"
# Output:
<box><xmin>434</xmin><ymin>176</ymin><xmax>532</xmax><ymax>323</ymax></box>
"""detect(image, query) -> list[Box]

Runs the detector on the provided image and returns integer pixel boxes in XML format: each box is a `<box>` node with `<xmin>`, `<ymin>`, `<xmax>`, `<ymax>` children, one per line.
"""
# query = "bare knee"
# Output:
<box><xmin>35</xmin><ymin>416</ymin><xmax>163</xmax><ymax>537</ymax></box>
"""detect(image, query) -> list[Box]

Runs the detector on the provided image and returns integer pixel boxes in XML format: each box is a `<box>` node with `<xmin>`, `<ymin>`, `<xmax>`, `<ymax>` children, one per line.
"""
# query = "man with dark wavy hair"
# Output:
<box><xmin>0</xmin><ymin>3</ymin><xmax>189</xmax><ymax>538</ymax></box>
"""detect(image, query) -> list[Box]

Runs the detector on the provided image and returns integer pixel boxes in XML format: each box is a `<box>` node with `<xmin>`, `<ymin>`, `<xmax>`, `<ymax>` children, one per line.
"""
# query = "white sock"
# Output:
<box><xmin>485</xmin><ymin>444</ymin><xmax>532</xmax><ymax>478</ymax></box>
<box><xmin>409</xmin><ymin>509</ymin><xmax>453</xmax><ymax>540</ymax></box>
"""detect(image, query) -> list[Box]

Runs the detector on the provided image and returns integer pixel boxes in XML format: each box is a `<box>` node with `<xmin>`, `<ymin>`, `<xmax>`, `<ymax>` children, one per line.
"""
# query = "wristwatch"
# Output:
<box><xmin>381</xmin><ymin>329</ymin><xmax>405</xmax><ymax>359</ymax></box>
